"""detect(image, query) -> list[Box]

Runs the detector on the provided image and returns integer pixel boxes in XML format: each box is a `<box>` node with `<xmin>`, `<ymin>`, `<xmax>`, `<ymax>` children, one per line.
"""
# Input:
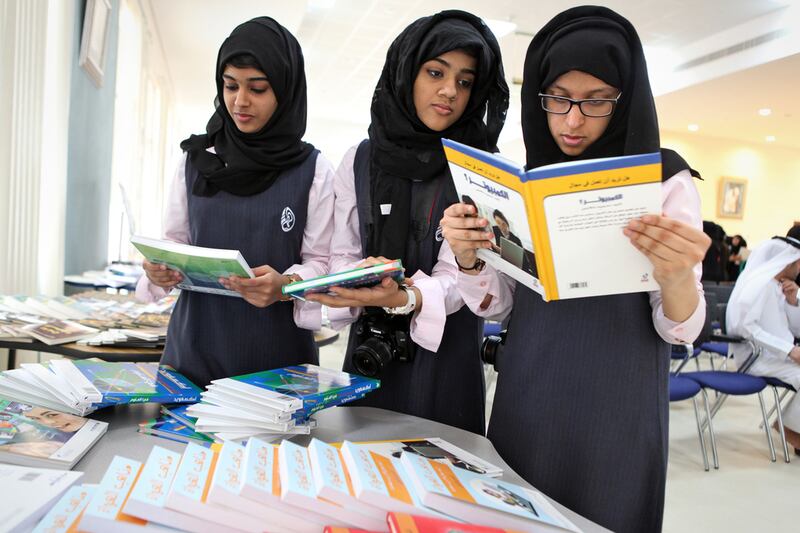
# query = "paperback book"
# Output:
<box><xmin>400</xmin><ymin>451</ymin><xmax>579</xmax><ymax>532</ymax></box>
<box><xmin>0</xmin><ymin>464</ymin><xmax>84</xmax><ymax>533</ymax></box>
<box><xmin>138</xmin><ymin>416</ymin><xmax>214</xmax><ymax>446</ymax></box>
<box><xmin>31</xmin><ymin>484</ymin><xmax>95</xmax><ymax>533</ymax></box>
<box><xmin>444</xmin><ymin>138</ymin><xmax>661</xmax><ymax>301</ymax></box>
<box><xmin>131</xmin><ymin>235</ymin><xmax>254</xmax><ymax>297</ymax></box>
<box><xmin>21</xmin><ymin>319</ymin><xmax>98</xmax><ymax>345</ymax></box>
<box><xmin>283</xmin><ymin>260</ymin><xmax>405</xmax><ymax>300</ymax></box>
<box><xmin>0</xmin><ymin>397</ymin><xmax>107</xmax><ymax>469</ymax></box>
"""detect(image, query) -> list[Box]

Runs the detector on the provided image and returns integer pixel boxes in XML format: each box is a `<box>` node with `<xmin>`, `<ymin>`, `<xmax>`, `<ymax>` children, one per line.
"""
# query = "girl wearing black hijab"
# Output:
<box><xmin>306</xmin><ymin>10</ymin><xmax>508</xmax><ymax>434</ymax></box>
<box><xmin>135</xmin><ymin>17</ymin><xmax>335</xmax><ymax>387</ymax></box>
<box><xmin>442</xmin><ymin>6</ymin><xmax>709</xmax><ymax>532</ymax></box>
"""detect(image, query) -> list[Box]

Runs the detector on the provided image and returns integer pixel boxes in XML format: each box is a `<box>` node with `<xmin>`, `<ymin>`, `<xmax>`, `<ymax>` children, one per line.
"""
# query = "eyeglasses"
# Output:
<box><xmin>538</xmin><ymin>92</ymin><xmax>622</xmax><ymax>118</ymax></box>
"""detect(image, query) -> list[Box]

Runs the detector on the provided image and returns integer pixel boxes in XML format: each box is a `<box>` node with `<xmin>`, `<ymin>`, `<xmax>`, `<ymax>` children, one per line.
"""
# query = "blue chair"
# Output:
<box><xmin>681</xmin><ymin>370</ymin><xmax>775</xmax><ymax>468</ymax></box>
<box><xmin>669</xmin><ymin>374</ymin><xmax>713</xmax><ymax>471</ymax></box>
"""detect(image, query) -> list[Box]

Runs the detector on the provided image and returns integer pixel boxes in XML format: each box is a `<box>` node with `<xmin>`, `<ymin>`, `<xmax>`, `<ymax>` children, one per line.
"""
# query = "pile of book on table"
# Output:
<box><xmin>144</xmin><ymin>364</ymin><xmax>381</xmax><ymax>444</ymax></box>
<box><xmin>31</xmin><ymin>437</ymin><xmax>578</xmax><ymax>533</ymax></box>
<box><xmin>0</xmin><ymin>360</ymin><xmax>201</xmax><ymax>416</ymax></box>
<box><xmin>0</xmin><ymin>292</ymin><xmax>174</xmax><ymax>347</ymax></box>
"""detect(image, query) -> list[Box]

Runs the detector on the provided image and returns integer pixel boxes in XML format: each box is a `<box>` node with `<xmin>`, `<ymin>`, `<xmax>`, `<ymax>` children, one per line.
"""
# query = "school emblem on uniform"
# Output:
<box><xmin>435</xmin><ymin>225</ymin><xmax>444</xmax><ymax>242</ymax></box>
<box><xmin>280</xmin><ymin>207</ymin><xmax>295</xmax><ymax>232</ymax></box>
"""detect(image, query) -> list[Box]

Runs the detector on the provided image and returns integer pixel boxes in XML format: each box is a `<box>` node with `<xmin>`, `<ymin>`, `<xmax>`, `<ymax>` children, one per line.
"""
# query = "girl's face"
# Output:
<box><xmin>27</xmin><ymin>407</ymin><xmax>86</xmax><ymax>432</ymax></box>
<box><xmin>413</xmin><ymin>49</ymin><xmax>477</xmax><ymax>131</ymax></box>
<box><xmin>543</xmin><ymin>70</ymin><xmax>619</xmax><ymax>156</ymax></box>
<box><xmin>222</xmin><ymin>65</ymin><xmax>278</xmax><ymax>133</ymax></box>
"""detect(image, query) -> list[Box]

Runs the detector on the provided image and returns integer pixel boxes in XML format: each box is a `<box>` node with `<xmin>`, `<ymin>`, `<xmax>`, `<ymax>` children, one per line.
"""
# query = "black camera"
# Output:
<box><xmin>481</xmin><ymin>329</ymin><xmax>506</xmax><ymax>370</ymax></box>
<box><xmin>352</xmin><ymin>313</ymin><xmax>413</xmax><ymax>377</ymax></box>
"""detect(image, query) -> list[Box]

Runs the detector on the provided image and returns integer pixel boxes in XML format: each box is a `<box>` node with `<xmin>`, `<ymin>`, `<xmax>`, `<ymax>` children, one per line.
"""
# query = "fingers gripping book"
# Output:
<box><xmin>443</xmin><ymin>138</ymin><xmax>662</xmax><ymax>301</ymax></box>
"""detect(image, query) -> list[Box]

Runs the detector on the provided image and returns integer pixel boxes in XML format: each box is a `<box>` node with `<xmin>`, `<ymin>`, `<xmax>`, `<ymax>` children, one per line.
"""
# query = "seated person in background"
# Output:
<box><xmin>726</xmin><ymin>234</ymin><xmax>748</xmax><ymax>281</ymax></box>
<box><xmin>789</xmin><ymin>225</ymin><xmax>800</xmax><ymax>284</ymax></box>
<box><xmin>701</xmin><ymin>220</ymin><xmax>728</xmax><ymax>282</ymax></box>
<box><xmin>727</xmin><ymin>236</ymin><xmax>800</xmax><ymax>452</ymax></box>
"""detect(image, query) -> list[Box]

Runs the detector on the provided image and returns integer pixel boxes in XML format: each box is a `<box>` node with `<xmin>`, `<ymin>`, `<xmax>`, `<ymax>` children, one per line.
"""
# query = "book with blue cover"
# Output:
<box><xmin>211</xmin><ymin>364</ymin><xmax>380</xmax><ymax>418</ymax></box>
<box><xmin>138</xmin><ymin>415</ymin><xmax>214</xmax><ymax>446</ymax></box>
<box><xmin>400</xmin><ymin>451</ymin><xmax>579</xmax><ymax>532</ymax></box>
<box><xmin>444</xmin><ymin>138</ymin><xmax>662</xmax><ymax>300</ymax></box>
<box><xmin>160</xmin><ymin>403</ymin><xmax>197</xmax><ymax>428</ymax></box>
<box><xmin>282</xmin><ymin>260</ymin><xmax>405</xmax><ymax>300</ymax></box>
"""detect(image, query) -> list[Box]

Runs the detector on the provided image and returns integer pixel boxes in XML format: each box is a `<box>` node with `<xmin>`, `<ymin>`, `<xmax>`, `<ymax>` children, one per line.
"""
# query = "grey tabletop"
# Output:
<box><xmin>77</xmin><ymin>404</ymin><xmax>608</xmax><ymax>532</ymax></box>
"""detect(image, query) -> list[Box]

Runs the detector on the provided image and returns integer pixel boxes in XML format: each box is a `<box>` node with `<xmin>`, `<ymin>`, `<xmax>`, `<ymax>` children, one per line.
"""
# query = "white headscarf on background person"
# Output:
<box><xmin>726</xmin><ymin>236</ymin><xmax>800</xmax><ymax>339</ymax></box>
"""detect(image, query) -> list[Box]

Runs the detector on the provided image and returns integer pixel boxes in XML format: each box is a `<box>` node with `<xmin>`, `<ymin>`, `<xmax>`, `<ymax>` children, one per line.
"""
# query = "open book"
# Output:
<box><xmin>443</xmin><ymin>138</ymin><xmax>662</xmax><ymax>301</ymax></box>
<box><xmin>131</xmin><ymin>235</ymin><xmax>254</xmax><ymax>297</ymax></box>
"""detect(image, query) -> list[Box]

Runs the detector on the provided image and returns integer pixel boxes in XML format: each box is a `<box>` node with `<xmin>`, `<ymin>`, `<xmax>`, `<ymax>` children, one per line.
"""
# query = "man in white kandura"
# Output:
<box><xmin>727</xmin><ymin>235</ymin><xmax>800</xmax><ymax>453</ymax></box>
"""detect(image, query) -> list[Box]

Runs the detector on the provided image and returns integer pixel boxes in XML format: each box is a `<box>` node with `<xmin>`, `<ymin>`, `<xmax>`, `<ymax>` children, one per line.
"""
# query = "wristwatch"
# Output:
<box><xmin>383</xmin><ymin>286</ymin><xmax>417</xmax><ymax>315</ymax></box>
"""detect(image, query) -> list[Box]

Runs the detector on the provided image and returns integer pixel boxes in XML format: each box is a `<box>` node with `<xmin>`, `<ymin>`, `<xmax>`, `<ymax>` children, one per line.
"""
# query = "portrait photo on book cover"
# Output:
<box><xmin>0</xmin><ymin>403</ymin><xmax>88</xmax><ymax>458</ymax></box>
<box><xmin>469</xmin><ymin>478</ymin><xmax>539</xmax><ymax>516</ymax></box>
<box><xmin>717</xmin><ymin>177</ymin><xmax>747</xmax><ymax>219</ymax></box>
<box><xmin>460</xmin><ymin>193</ymin><xmax>537</xmax><ymax>277</ymax></box>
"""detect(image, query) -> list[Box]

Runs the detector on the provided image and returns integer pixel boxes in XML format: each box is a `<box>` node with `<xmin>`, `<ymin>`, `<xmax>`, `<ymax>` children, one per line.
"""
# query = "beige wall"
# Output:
<box><xmin>660</xmin><ymin>131</ymin><xmax>800</xmax><ymax>248</ymax></box>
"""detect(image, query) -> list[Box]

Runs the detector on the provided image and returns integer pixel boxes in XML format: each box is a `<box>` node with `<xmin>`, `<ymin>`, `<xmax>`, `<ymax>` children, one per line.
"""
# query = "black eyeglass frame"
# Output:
<box><xmin>537</xmin><ymin>92</ymin><xmax>622</xmax><ymax>118</ymax></box>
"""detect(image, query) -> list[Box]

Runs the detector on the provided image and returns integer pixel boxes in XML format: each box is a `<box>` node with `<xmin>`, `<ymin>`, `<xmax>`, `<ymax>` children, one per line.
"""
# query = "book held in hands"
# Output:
<box><xmin>444</xmin><ymin>138</ymin><xmax>662</xmax><ymax>301</ymax></box>
<box><xmin>282</xmin><ymin>260</ymin><xmax>405</xmax><ymax>300</ymax></box>
<box><xmin>131</xmin><ymin>235</ymin><xmax>254</xmax><ymax>297</ymax></box>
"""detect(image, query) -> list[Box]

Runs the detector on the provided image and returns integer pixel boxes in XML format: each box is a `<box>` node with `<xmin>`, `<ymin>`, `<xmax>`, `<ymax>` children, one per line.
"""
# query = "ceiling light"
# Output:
<box><xmin>766</xmin><ymin>135</ymin><xmax>776</xmax><ymax>142</ymax></box>
<box><xmin>687</xmin><ymin>124</ymin><xmax>699</xmax><ymax>132</ymax></box>
<box><xmin>485</xmin><ymin>19</ymin><xmax>517</xmax><ymax>39</ymax></box>
<box><xmin>758</xmin><ymin>108</ymin><xmax>772</xmax><ymax>116</ymax></box>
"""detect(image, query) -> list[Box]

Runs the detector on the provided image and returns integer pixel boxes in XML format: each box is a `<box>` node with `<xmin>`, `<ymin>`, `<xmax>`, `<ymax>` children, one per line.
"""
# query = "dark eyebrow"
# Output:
<box><xmin>429</xmin><ymin>57</ymin><xmax>477</xmax><ymax>76</ymax></box>
<box><xmin>548</xmin><ymin>83</ymin><xmax>616</xmax><ymax>97</ymax></box>
<box><xmin>222</xmin><ymin>74</ymin><xmax>269</xmax><ymax>82</ymax></box>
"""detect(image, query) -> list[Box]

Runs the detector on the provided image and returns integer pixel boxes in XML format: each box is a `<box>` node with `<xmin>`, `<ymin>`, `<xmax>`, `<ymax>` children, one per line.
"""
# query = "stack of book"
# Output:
<box><xmin>0</xmin><ymin>293</ymin><xmax>174</xmax><ymax>347</ymax></box>
<box><xmin>0</xmin><ymin>396</ymin><xmax>107</xmax><ymax>469</ymax></box>
<box><xmin>138</xmin><ymin>404</ymin><xmax>215</xmax><ymax>447</ymax></box>
<box><xmin>1</xmin><ymin>464</ymin><xmax>85</xmax><ymax>532</ymax></box>
<box><xmin>185</xmin><ymin>364</ymin><xmax>379</xmax><ymax>442</ymax></box>
<box><xmin>39</xmin><ymin>437</ymin><xmax>577</xmax><ymax>533</ymax></box>
<box><xmin>0</xmin><ymin>360</ymin><xmax>201</xmax><ymax>416</ymax></box>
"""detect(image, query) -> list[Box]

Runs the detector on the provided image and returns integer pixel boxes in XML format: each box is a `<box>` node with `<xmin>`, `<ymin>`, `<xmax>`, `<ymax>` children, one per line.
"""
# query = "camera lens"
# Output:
<box><xmin>481</xmin><ymin>334</ymin><xmax>503</xmax><ymax>368</ymax></box>
<box><xmin>353</xmin><ymin>337</ymin><xmax>394</xmax><ymax>377</ymax></box>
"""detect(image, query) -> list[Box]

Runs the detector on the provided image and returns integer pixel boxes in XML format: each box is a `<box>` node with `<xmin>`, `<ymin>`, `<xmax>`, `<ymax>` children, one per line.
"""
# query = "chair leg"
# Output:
<box><xmin>770</xmin><ymin>386</ymin><xmax>791</xmax><ymax>463</ymax></box>
<box><xmin>691</xmin><ymin>397</ymin><xmax>710</xmax><ymax>471</ymax></box>
<box><xmin>701</xmin><ymin>389</ymin><xmax>719</xmax><ymax>469</ymax></box>
<box><xmin>757</xmin><ymin>391</ymin><xmax>777</xmax><ymax>462</ymax></box>
<box><xmin>760</xmin><ymin>389</ymin><xmax>791</xmax><ymax>429</ymax></box>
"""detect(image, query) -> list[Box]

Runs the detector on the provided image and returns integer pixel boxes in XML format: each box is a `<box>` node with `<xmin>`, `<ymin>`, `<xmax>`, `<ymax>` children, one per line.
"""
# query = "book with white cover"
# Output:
<box><xmin>0</xmin><ymin>397</ymin><xmax>107</xmax><ymax>470</ymax></box>
<box><xmin>347</xmin><ymin>437</ymin><xmax>503</xmax><ymax>478</ymax></box>
<box><xmin>123</xmin><ymin>446</ymin><xmax>240</xmax><ymax>533</ymax></box>
<box><xmin>31</xmin><ymin>484</ymin><xmax>95</xmax><ymax>533</ymax></box>
<box><xmin>278</xmin><ymin>440</ymin><xmax>386</xmax><ymax>531</ymax></box>
<box><xmin>339</xmin><ymin>441</ymin><xmax>441</xmax><ymax>519</ymax></box>
<box><xmin>235</xmin><ymin>437</ymin><xmax>330</xmax><ymax>533</ymax></box>
<box><xmin>206</xmin><ymin>441</ymin><xmax>297</xmax><ymax>533</ymax></box>
<box><xmin>164</xmin><ymin>442</ymin><xmax>263</xmax><ymax>533</ymax></box>
<box><xmin>400</xmin><ymin>452</ymin><xmax>580</xmax><ymax>533</ymax></box>
<box><xmin>307</xmin><ymin>438</ymin><xmax>387</xmax><ymax>523</ymax></box>
<box><xmin>79</xmin><ymin>455</ymin><xmax>175</xmax><ymax>532</ymax></box>
<box><xmin>131</xmin><ymin>235</ymin><xmax>254</xmax><ymax>297</ymax></box>
<box><xmin>0</xmin><ymin>464</ymin><xmax>83</xmax><ymax>533</ymax></box>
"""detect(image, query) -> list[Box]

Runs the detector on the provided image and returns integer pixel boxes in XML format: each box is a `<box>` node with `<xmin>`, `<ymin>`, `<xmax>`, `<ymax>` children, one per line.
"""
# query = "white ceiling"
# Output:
<box><xmin>147</xmin><ymin>0</ymin><xmax>800</xmax><ymax>157</ymax></box>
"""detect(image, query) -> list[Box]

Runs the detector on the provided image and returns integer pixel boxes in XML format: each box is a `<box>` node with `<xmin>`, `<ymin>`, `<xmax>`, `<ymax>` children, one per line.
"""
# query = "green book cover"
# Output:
<box><xmin>131</xmin><ymin>235</ymin><xmax>253</xmax><ymax>297</ymax></box>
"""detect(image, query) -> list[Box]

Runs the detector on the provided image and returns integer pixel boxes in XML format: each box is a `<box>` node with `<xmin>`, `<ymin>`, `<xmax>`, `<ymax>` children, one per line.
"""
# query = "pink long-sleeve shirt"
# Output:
<box><xmin>135</xmin><ymin>151</ymin><xmax>335</xmax><ymax>331</ymax></box>
<box><xmin>455</xmin><ymin>169</ymin><xmax>707</xmax><ymax>345</ymax></box>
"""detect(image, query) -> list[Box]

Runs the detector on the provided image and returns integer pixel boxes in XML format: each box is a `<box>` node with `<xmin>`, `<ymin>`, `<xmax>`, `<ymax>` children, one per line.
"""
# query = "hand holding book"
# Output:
<box><xmin>142</xmin><ymin>259</ymin><xmax>184</xmax><ymax>289</ymax></box>
<box><xmin>221</xmin><ymin>264</ymin><xmax>293</xmax><ymax>308</ymax></box>
<box><xmin>303</xmin><ymin>257</ymin><xmax>413</xmax><ymax>310</ymax></box>
<box><xmin>440</xmin><ymin>202</ymin><xmax>495</xmax><ymax>275</ymax></box>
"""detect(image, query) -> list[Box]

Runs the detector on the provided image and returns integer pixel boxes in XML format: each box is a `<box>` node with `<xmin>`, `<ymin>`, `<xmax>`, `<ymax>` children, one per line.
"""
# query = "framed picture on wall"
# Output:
<box><xmin>78</xmin><ymin>0</ymin><xmax>112</xmax><ymax>88</ymax></box>
<box><xmin>717</xmin><ymin>177</ymin><xmax>747</xmax><ymax>219</ymax></box>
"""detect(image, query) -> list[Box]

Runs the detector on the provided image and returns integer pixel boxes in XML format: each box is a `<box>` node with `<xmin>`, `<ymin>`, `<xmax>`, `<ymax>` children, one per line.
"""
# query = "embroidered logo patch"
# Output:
<box><xmin>280</xmin><ymin>206</ymin><xmax>295</xmax><ymax>232</ymax></box>
<box><xmin>435</xmin><ymin>225</ymin><xmax>444</xmax><ymax>242</ymax></box>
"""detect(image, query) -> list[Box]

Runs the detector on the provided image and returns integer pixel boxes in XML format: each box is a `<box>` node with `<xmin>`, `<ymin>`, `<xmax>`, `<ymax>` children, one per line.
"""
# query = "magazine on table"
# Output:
<box><xmin>131</xmin><ymin>235</ymin><xmax>254</xmax><ymax>297</ymax></box>
<box><xmin>444</xmin><ymin>138</ymin><xmax>661</xmax><ymax>301</ymax></box>
<box><xmin>0</xmin><ymin>397</ymin><xmax>107</xmax><ymax>469</ymax></box>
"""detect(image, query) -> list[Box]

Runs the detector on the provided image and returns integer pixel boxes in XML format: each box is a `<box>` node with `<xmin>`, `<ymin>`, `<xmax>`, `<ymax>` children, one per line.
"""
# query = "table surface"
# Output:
<box><xmin>76</xmin><ymin>404</ymin><xmax>607</xmax><ymax>532</ymax></box>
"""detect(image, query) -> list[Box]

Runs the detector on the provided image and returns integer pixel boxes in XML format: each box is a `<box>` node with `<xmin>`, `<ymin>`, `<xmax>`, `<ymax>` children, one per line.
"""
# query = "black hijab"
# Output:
<box><xmin>521</xmin><ymin>5</ymin><xmax>698</xmax><ymax>180</ymax></box>
<box><xmin>367</xmin><ymin>10</ymin><xmax>509</xmax><ymax>259</ymax></box>
<box><xmin>180</xmin><ymin>17</ymin><xmax>314</xmax><ymax>197</ymax></box>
